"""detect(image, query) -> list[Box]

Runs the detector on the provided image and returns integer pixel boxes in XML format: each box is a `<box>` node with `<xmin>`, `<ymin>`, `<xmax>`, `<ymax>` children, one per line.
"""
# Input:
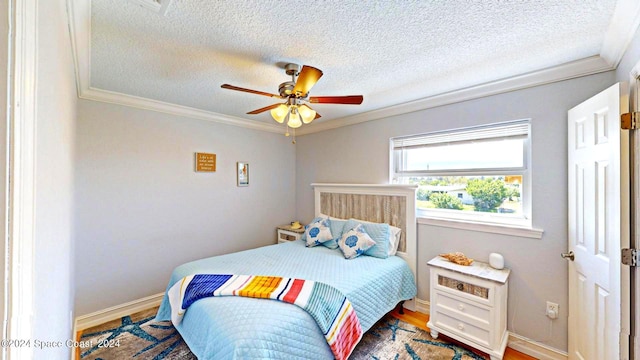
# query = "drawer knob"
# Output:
<box><xmin>456</xmin><ymin>283</ymin><xmax>464</xmax><ymax>291</ymax></box>
<box><xmin>458</xmin><ymin>323</ymin><xmax>465</xmax><ymax>330</ymax></box>
<box><xmin>458</xmin><ymin>304</ymin><xmax>465</xmax><ymax>311</ymax></box>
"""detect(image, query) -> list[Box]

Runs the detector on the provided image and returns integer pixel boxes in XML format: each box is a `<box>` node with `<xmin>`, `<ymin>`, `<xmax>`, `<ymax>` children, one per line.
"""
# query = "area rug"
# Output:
<box><xmin>79</xmin><ymin>307</ymin><xmax>488</xmax><ymax>360</ymax></box>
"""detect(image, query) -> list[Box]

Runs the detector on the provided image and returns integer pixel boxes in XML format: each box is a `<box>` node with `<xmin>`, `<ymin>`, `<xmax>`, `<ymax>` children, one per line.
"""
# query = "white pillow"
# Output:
<box><xmin>338</xmin><ymin>224</ymin><xmax>376</xmax><ymax>259</ymax></box>
<box><xmin>388</xmin><ymin>225</ymin><xmax>402</xmax><ymax>256</ymax></box>
<box><xmin>304</xmin><ymin>218</ymin><xmax>333</xmax><ymax>247</ymax></box>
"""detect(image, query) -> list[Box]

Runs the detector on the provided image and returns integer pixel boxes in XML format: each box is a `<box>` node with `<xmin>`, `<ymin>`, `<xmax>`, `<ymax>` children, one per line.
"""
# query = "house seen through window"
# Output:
<box><xmin>391</xmin><ymin>120</ymin><xmax>531</xmax><ymax>227</ymax></box>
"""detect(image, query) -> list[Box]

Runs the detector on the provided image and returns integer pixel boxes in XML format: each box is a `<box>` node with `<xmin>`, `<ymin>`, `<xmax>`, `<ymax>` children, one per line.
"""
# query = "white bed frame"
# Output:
<box><xmin>312</xmin><ymin>183</ymin><xmax>418</xmax><ymax>311</ymax></box>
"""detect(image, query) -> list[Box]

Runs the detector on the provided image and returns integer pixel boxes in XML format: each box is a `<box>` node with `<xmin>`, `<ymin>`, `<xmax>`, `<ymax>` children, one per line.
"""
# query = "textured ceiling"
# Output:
<box><xmin>90</xmin><ymin>0</ymin><xmax>619</xmax><ymax>128</ymax></box>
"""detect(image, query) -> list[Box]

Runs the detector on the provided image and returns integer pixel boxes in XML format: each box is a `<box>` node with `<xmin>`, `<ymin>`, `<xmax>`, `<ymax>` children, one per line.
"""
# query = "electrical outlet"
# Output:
<box><xmin>546</xmin><ymin>301</ymin><xmax>559</xmax><ymax>319</ymax></box>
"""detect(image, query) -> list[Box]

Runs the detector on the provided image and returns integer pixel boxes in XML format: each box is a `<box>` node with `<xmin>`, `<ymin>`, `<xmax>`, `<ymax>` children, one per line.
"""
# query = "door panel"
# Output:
<box><xmin>568</xmin><ymin>82</ymin><xmax>629</xmax><ymax>360</ymax></box>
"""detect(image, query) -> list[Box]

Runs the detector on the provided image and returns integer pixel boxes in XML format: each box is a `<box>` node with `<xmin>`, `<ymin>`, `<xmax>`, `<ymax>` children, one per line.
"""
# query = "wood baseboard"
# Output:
<box><xmin>415</xmin><ymin>297</ymin><xmax>430</xmax><ymax>314</ymax></box>
<box><xmin>507</xmin><ymin>332</ymin><xmax>568</xmax><ymax>360</ymax></box>
<box><xmin>74</xmin><ymin>292</ymin><xmax>164</xmax><ymax>332</ymax></box>
<box><xmin>72</xmin><ymin>293</ymin><xmax>165</xmax><ymax>360</ymax></box>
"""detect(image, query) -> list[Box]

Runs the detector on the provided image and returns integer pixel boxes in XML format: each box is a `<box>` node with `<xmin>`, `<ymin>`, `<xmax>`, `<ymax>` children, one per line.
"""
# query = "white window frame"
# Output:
<box><xmin>390</xmin><ymin>119</ymin><xmax>541</xmax><ymax>236</ymax></box>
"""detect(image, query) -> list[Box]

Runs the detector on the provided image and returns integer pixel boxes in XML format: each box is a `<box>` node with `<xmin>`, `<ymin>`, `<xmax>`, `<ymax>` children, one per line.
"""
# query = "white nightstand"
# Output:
<box><xmin>427</xmin><ymin>256</ymin><xmax>510</xmax><ymax>360</ymax></box>
<box><xmin>276</xmin><ymin>224</ymin><xmax>305</xmax><ymax>244</ymax></box>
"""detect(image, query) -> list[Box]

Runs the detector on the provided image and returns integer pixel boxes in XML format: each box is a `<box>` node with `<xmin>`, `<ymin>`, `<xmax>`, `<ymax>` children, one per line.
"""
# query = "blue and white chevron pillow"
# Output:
<box><xmin>338</xmin><ymin>224</ymin><xmax>376</xmax><ymax>259</ymax></box>
<box><xmin>304</xmin><ymin>218</ymin><xmax>334</xmax><ymax>247</ymax></box>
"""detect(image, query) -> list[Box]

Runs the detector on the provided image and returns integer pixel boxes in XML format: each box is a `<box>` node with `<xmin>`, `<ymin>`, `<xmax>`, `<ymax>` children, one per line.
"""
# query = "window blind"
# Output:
<box><xmin>392</xmin><ymin>120</ymin><xmax>529</xmax><ymax>150</ymax></box>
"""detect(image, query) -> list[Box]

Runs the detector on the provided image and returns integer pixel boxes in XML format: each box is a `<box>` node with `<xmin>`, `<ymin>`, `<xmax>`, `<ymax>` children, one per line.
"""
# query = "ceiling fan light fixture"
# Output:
<box><xmin>298</xmin><ymin>104</ymin><xmax>316</xmax><ymax>124</ymax></box>
<box><xmin>270</xmin><ymin>104</ymin><xmax>289</xmax><ymax>123</ymax></box>
<box><xmin>221</xmin><ymin>63</ymin><xmax>363</xmax><ymax>138</ymax></box>
<box><xmin>287</xmin><ymin>108</ymin><xmax>302</xmax><ymax>128</ymax></box>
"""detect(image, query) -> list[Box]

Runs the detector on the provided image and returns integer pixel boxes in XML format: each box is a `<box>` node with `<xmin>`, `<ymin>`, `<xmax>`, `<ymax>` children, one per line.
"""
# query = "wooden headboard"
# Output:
<box><xmin>312</xmin><ymin>183</ymin><xmax>418</xmax><ymax>310</ymax></box>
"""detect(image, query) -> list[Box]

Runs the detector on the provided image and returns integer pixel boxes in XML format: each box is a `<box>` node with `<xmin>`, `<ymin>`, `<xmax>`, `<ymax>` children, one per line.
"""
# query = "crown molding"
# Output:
<box><xmin>66</xmin><ymin>0</ymin><xmax>90</xmax><ymax>96</ymax></box>
<box><xmin>296</xmin><ymin>56</ymin><xmax>613</xmax><ymax>135</ymax></box>
<box><xmin>600</xmin><ymin>0</ymin><xmax>640</xmax><ymax>67</ymax></box>
<box><xmin>69</xmin><ymin>0</ymin><xmax>628</xmax><ymax>136</ymax></box>
<box><xmin>80</xmin><ymin>87</ymin><xmax>284</xmax><ymax>133</ymax></box>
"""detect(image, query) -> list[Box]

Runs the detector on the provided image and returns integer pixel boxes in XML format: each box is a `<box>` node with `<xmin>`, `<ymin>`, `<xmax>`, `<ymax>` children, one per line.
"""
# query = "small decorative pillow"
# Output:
<box><xmin>304</xmin><ymin>218</ymin><xmax>334</xmax><ymax>247</ymax></box>
<box><xmin>338</xmin><ymin>224</ymin><xmax>376</xmax><ymax>259</ymax></box>
<box><xmin>301</xmin><ymin>216</ymin><xmax>324</xmax><ymax>242</ymax></box>
<box><xmin>318</xmin><ymin>214</ymin><xmax>347</xmax><ymax>250</ymax></box>
<box><xmin>347</xmin><ymin>218</ymin><xmax>401</xmax><ymax>256</ymax></box>
<box><xmin>344</xmin><ymin>219</ymin><xmax>390</xmax><ymax>259</ymax></box>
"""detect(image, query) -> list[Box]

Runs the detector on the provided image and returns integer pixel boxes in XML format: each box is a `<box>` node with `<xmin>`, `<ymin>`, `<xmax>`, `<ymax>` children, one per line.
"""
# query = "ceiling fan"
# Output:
<box><xmin>221</xmin><ymin>63</ymin><xmax>363</xmax><ymax>130</ymax></box>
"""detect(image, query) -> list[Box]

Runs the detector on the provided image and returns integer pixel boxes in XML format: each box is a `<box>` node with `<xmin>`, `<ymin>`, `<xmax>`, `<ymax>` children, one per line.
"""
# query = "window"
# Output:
<box><xmin>391</xmin><ymin>120</ymin><xmax>531</xmax><ymax>228</ymax></box>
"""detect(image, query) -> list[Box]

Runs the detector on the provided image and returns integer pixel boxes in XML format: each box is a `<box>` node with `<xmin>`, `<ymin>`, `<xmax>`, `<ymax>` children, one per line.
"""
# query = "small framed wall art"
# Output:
<box><xmin>237</xmin><ymin>162</ymin><xmax>249</xmax><ymax>187</ymax></box>
<box><xmin>195</xmin><ymin>152</ymin><xmax>216</xmax><ymax>172</ymax></box>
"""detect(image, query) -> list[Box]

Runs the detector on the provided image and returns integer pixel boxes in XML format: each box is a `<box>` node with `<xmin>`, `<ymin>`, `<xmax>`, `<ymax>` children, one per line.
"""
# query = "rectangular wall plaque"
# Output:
<box><xmin>237</xmin><ymin>161</ymin><xmax>249</xmax><ymax>186</ymax></box>
<box><xmin>195</xmin><ymin>152</ymin><xmax>216</xmax><ymax>172</ymax></box>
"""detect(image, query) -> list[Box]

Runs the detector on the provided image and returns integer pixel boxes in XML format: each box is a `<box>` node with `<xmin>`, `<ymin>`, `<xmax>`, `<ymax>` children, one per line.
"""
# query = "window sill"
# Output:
<box><xmin>417</xmin><ymin>216</ymin><xmax>544</xmax><ymax>239</ymax></box>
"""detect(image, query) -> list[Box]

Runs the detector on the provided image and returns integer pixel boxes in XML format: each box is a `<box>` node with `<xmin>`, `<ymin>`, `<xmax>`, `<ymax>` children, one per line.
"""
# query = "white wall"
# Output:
<box><xmin>295</xmin><ymin>71</ymin><xmax>615</xmax><ymax>352</ymax></box>
<box><xmin>74</xmin><ymin>100</ymin><xmax>296</xmax><ymax>315</ymax></box>
<box><xmin>33</xmin><ymin>0</ymin><xmax>77</xmax><ymax>358</ymax></box>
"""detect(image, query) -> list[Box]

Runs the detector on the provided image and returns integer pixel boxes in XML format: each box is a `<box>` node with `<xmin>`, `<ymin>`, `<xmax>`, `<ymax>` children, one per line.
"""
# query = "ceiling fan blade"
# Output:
<box><xmin>308</xmin><ymin>95</ymin><xmax>363</xmax><ymax>105</ymax></box>
<box><xmin>221</xmin><ymin>84</ymin><xmax>281</xmax><ymax>98</ymax></box>
<box><xmin>293</xmin><ymin>65</ymin><xmax>323</xmax><ymax>97</ymax></box>
<box><xmin>247</xmin><ymin>103</ymin><xmax>282</xmax><ymax>115</ymax></box>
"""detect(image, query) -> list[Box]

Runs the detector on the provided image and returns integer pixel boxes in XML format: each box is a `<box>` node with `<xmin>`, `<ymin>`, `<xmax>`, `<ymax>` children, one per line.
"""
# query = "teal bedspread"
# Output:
<box><xmin>156</xmin><ymin>240</ymin><xmax>416</xmax><ymax>359</ymax></box>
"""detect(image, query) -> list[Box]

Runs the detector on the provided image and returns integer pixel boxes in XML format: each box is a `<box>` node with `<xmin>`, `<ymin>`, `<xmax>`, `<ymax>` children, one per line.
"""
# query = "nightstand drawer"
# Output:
<box><xmin>433</xmin><ymin>311</ymin><xmax>491</xmax><ymax>348</ymax></box>
<box><xmin>278</xmin><ymin>230</ymin><xmax>300</xmax><ymax>242</ymax></box>
<box><xmin>434</xmin><ymin>291</ymin><xmax>491</xmax><ymax>327</ymax></box>
<box><xmin>434</xmin><ymin>273</ymin><xmax>493</xmax><ymax>306</ymax></box>
<box><xmin>438</xmin><ymin>275</ymin><xmax>489</xmax><ymax>298</ymax></box>
<box><xmin>276</xmin><ymin>225</ymin><xmax>305</xmax><ymax>244</ymax></box>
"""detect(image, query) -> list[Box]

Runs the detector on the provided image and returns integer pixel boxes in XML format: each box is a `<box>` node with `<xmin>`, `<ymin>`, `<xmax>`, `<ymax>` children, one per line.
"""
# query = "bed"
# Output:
<box><xmin>155</xmin><ymin>184</ymin><xmax>418</xmax><ymax>359</ymax></box>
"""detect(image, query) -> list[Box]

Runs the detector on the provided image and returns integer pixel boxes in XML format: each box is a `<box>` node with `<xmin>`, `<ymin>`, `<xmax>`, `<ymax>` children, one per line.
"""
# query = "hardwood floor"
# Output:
<box><xmin>390</xmin><ymin>308</ymin><xmax>537</xmax><ymax>360</ymax></box>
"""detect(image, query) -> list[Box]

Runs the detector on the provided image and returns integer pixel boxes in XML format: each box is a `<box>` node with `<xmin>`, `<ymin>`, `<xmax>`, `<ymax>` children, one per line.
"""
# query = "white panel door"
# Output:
<box><xmin>567</xmin><ymin>83</ymin><xmax>630</xmax><ymax>360</ymax></box>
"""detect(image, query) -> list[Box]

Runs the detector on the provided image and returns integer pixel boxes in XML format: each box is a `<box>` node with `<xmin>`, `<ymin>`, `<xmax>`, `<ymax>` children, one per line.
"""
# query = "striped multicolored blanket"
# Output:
<box><xmin>167</xmin><ymin>274</ymin><xmax>363</xmax><ymax>360</ymax></box>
